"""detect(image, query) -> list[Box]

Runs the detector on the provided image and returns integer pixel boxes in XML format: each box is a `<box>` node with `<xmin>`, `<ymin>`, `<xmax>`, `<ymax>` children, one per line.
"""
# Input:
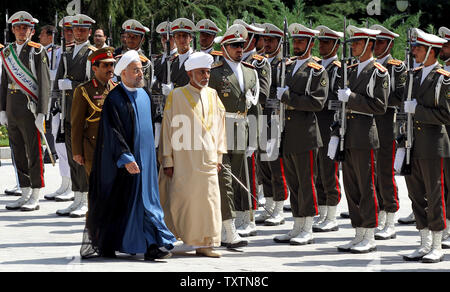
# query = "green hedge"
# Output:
<box><xmin>0</xmin><ymin>126</ymin><xmax>9</xmax><ymax>147</ymax></box>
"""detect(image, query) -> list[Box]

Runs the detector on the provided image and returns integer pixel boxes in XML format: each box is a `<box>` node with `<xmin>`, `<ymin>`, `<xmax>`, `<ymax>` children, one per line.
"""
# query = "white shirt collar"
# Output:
<box><xmin>73</xmin><ymin>40</ymin><xmax>89</xmax><ymax>59</ymax></box>
<box><xmin>321</xmin><ymin>55</ymin><xmax>338</xmax><ymax>70</ymax></box>
<box><xmin>15</xmin><ymin>42</ymin><xmax>26</xmax><ymax>56</ymax></box>
<box><xmin>421</xmin><ymin>61</ymin><xmax>439</xmax><ymax>84</ymax></box>
<box><xmin>178</xmin><ymin>48</ymin><xmax>193</xmax><ymax>68</ymax></box>
<box><xmin>444</xmin><ymin>64</ymin><xmax>450</xmax><ymax>72</ymax></box>
<box><xmin>224</xmin><ymin>58</ymin><xmax>245</xmax><ymax>92</ymax></box>
<box><xmin>357</xmin><ymin>57</ymin><xmax>374</xmax><ymax>77</ymax></box>
<box><xmin>292</xmin><ymin>58</ymin><xmax>309</xmax><ymax>76</ymax></box>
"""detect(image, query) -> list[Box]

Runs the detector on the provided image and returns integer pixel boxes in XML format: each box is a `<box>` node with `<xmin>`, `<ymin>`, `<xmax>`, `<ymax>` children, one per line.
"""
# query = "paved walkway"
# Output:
<box><xmin>1</xmin><ymin>158</ymin><xmax>449</xmax><ymax>272</ymax></box>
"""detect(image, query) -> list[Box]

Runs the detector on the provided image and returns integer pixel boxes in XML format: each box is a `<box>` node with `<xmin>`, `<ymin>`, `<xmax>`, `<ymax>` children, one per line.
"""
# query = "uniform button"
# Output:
<box><xmin>287</xmin><ymin>117</ymin><xmax>291</xmax><ymax>121</ymax></box>
<box><xmin>417</xmin><ymin>127</ymin><xmax>421</xmax><ymax>131</ymax></box>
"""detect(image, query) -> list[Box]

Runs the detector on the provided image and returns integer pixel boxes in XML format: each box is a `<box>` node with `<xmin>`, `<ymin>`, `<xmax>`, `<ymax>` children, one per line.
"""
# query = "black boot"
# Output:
<box><xmin>144</xmin><ymin>245</ymin><xmax>172</xmax><ymax>261</ymax></box>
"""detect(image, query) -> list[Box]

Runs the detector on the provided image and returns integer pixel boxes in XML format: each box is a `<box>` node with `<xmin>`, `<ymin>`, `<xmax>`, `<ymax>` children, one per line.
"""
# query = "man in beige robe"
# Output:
<box><xmin>159</xmin><ymin>52</ymin><xmax>227</xmax><ymax>257</ymax></box>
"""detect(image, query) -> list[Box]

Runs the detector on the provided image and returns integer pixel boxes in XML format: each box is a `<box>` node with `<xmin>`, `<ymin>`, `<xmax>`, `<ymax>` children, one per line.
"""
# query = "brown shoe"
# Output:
<box><xmin>196</xmin><ymin>247</ymin><xmax>221</xmax><ymax>258</ymax></box>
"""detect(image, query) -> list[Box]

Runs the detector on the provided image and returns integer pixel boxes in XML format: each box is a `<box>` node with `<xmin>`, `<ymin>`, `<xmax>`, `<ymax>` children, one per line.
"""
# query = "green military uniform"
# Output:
<box><xmin>71</xmin><ymin>78</ymin><xmax>117</xmax><ymax>176</ymax></box>
<box><xmin>341</xmin><ymin>59</ymin><xmax>389</xmax><ymax>229</ymax></box>
<box><xmin>209</xmin><ymin>59</ymin><xmax>259</xmax><ymax>221</ymax></box>
<box><xmin>279</xmin><ymin>57</ymin><xmax>328</xmax><ymax>218</ymax></box>
<box><xmin>374</xmin><ymin>56</ymin><xmax>407</xmax><ymax>213</ymax></box>
<box><xmin>405</xmin><ymin>64</ymin><xmax>450</xmax><ymax>232</ymax></box>
<box><xmin>0</xmin><ymin>40</ymin><xmax>51</xmax><ymax>189</ymax></box>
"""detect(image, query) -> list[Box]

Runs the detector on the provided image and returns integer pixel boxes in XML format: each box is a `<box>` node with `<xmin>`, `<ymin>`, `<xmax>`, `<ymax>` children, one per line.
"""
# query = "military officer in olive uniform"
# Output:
<box><xmin>369</xmin><ymin>24</ymin><xmax>408</xmax><ymax>240</ymax></box>
<box><xmin>312</xmin><ymin>25</ymin><xmax>344</xmax><ymax>233</ymax></box>
<box><xmin>1</xmin><ymin>11</ymin><xmax>51</xmax><ymax>212</ymax></box>
<box><xmin>209</xmin><ymin>24</ymin><xmax>259</xmax><ymax>249</ymax></box>
<box><xmin>399</xmin><ymin>29</ymin><xmax>450</xmax><ymax>263</ymax></box>
<box><xmin>254</xmin><ymin>23</ymin><xmax>289</xmax><ymax>227</ymax></box>
<box><xmin>54</xmin><ymin>14</ymin><xmax>97</xmax><ymax>216</ymax></box>
<box><xmin>69</xmin><ymin>47</ymin><xmax>117</xmax><ymax>218</ymax></box>
<box><xmin>331</xmin><ymin>26</ymin><xmax>389</xmax><ymax>254</ymax></box>
<box><xmin>273</xmin><ymin>23</ymin><xmax>328</xmax><ymax>246</ymax></box>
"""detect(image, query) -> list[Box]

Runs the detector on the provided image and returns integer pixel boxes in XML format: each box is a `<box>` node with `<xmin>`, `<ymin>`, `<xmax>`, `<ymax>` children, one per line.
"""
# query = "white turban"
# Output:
<box><xmin>114</xmin><ymin>50</ymin><xmax>141</xmax><ymax>76</ymax></box>
<box><xmin>184</xmin><ymin>52</ymin><xmax>214</xmax><ymax>72</ymax></box>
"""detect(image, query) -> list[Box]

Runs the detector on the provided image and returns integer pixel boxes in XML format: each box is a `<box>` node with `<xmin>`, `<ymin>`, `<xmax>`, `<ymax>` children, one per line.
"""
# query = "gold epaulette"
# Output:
<box><xmin>252</xmin><ymin>54</ymin><xmax>265</xmax><ymax>61</ymax></box>
<box><xmin>286</xmin><ymin>59</ymin><xmax>295</xmax><ymax>65</ymax></box>
<box><xmin>332</xmin><ymin>60</ymin><xmax>341</xmax><ymax>68</ymax></box>
<box><xmin>374</xmin><ymin>62</ymin><xmax>387</xmax><ymax>73</ymax></box>
<box><xmin>290</xmin><ymin>56</ymin><xmax>297</xmax><ymax>61</ymax></box>
<box><xmin>27</xmin><ymin>41</ymin><xmax>41</xmax><ymax>49</ymax></box>
<box><xmin>437</xmin><ymin>68</ymin><xmax>450</xmax><ymax>77</ymax></box>
<box><xmin>88</xmin><ymin>45</ymin><xmax>98</xmax><ymax>51</ymax></box>
<box><xmin>115</xmin><ymin>54</ymin><xmax>123</xmax><ymax>60</ymax></box>
<box><xmin>312</xmin><ymin>56</ymin><xmax>322</xmax><ymax>63</ymax></box>
<box><xmin>242</xmin><ymin>61</ymin><xmax>255</xmax><ymax>69</ymax></box>
<box><xmin>387</xmin><ymin>59</ymin><xmax>403</xmax><ymax>66</ymax></box>
<box><xmin>139</xmin><ymin>55</ymin><xmax>149</xmax><ymax>63</ymax></box>
<box><xmin>211</xmin><ymin>50</ymin><xmax>223</xmax><ymax>56</ymax></box>
<box><xmin>169</xmin><ymin>53</ymin><xmax>179</xmax><ymax>62</ymax></box>
<box><xmin>212</xmin><ymin>61</ymin><xmax>223</xmax><ymax>69</ymax></box>
<box><xmin>307</xmin><ymin>62</ymin><xmax>323</xmax><ymax>70</ymax></box>
<box><xmin>348</xmin><ymin>63</ymin><xmax>359</xmax><ymax>69</ymax></box>
<box><xmin>0</xmin><ymin>44</ymin><xmax>4</xmax><ymax>49</ymax></box>
<box><xmin>66</xmin><ymin>43</ymin><xmax>75</xmax><ymax>48</ymax></box>
<box><xmin>413</xmin><ymin>66</ymin><xmax>424</xmax><ymax>72</ymax></box>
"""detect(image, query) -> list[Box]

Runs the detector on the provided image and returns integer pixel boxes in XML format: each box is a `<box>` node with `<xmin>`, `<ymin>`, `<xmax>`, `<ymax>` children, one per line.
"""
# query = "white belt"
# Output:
<box><xmin>346</xmin><ymin>110</ymin><xmax>373</xmax><ymax>117</ymax></box>
<box><xmin>225</xmin><ymin>112</ymin><xmax>247</xmax><ymax>120</ymax></box>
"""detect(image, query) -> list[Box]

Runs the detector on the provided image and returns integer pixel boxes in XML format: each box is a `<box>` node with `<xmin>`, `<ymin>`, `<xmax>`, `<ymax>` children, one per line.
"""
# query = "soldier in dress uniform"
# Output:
<box><xmin>254</xmin><ymin>23</ymin><xmax>289</xmax><ymax>227</ymax></box>
<box><xmin>312</xmin><ymin>25</ymin><xmax>344</xmax><ymax>233</ymax></box>
<box><xmin>161</xmin><ymin>18</ymin><xmax>196</xmax><ymax>96</ymax></box>
<box><xmin>438</xmin><ymin>26</ymin><xmax>450</xmax><ymax>249</ymax></box>
<box><xmin>370</xmin><ymin>24</ymin><xmax>407</xmax><ymax>240</ymax></box>
<box><xmin>1</xmin><ymin>11</ymin><xmax>51</xmax><ymax>211</ymax></box>
<box><xmin>253</xmin><ymin>23</ymin><xmax>266</xmax><ymax>55</ymax></box>
<box><xmin>400</xmin><ymin>29</ymin><xmax>450</xmax><ymax>263</ymax></box>
<box><xmin>330</xmin><ymin>25</ymin><xmax>389</xmax><ymax>254</ymax></box>
<box><xmin>196</xmin><ymin>19</ymin><xmax>221</xmax><ymax>55</ymax></box>
<box><xmin>208</xmin><ymin>24</ymin><xmax>259</xmax><ymax>249</ymax></box>
<box><xmin>54</xmin><ymin>14</ymin><xmax>97</xmax><ymax>216</ymax></box>
<box><xmin>272</xmin><ymin>23</ymin><xmax>328</xmax><ymax>246</ymax></box>
<box><xmin>44</xmin><ymin>16</ymin><xmax>75</xmax><ymax>202</ymax></box>
<box><xmin>69</xmin><ymin>47</ymin><xmax>116</xmax><ymax>218</ymax></box>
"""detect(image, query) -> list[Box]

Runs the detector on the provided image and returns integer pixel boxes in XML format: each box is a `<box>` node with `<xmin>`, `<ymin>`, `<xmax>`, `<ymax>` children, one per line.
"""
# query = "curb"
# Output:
<box><xmin>0</xmin><ymin>147</ymin><xmax>11</xmax><ymax>159</ymax></box>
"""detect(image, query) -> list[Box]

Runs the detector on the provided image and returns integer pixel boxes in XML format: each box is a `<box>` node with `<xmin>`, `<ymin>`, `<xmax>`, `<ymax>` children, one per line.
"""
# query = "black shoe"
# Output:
<box><xmin>144</xmin><ymin>245</ymin><xmax>172</xmax><ymax>261</ymax></box>
<box><xmin>99</xmin><ymin>250</ymin><xmax>116</xmax><ymax>258</ymax></box>
<box><xmin>44</xmin><ymin>153</ymin><xmax>58</xmax><ymax>164</ymax></box>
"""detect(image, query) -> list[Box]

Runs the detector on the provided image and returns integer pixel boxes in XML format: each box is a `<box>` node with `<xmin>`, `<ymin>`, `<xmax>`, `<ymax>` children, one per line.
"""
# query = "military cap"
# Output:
<box><xmin>262</xmin><ymin>23</ymin><xmax>284</xmax><ymax>38</ymax></box>
<box><xmin>196</xmin><ymin>19</ymin><xmax>221</xmax><ymax>35</ymax></box>
<box><xmin>347</xmin><ymin>25</ymin><xmax>380</xmax><ymax>41</ymax></box>
<box><xmin>218</xmin><ymin>24</ymin><xmax>248</xmax><ymax>45</ymax></box>
<box><xmin>8</xmin><ymin>11</ymin><xmax>37</xmax><ymax>27</ymax></box>
<box><xmin>71</xmin><ymin>14</ymin><xmax>96</xmax><ymax>28</ymax></box>
<box><xmin>411</xmin><ymin>28</ymin><xmax>447</xmax><ymax>48</ymax></box>
<box><xmin>59</xmin><ymin>16</ymin><xmax>73</xmax><ymax>28</ymax></box>
<box><xmin>156</xmin><ymin>21</ymin><xmax>172</xmax><ymax>35</ymax></box>
<box><xmin>233</xmin><ymin>19</ymin><xmax>264</xmax><ymax>34</ymax></box>
<box><xmin>88</xmin><ymin>47</ymin><xmax>116</xmax><ymax>64</ymax></box>
<box><xmin>316</xmin><ymin>25</ymin><xmax>344</xmax><ymax>39</ymax></box>
<box><xmin>289</xmin><ymin>23</ymin><xmax>319</xmax><ymax>39</ymax></box>
<box><xmin>171</xmin><ymin>18</ymin><xmax>196</xmax><ymax>34</ymax></box>
<box><xmin>252</xmin><ymin>23</ymin><xmax>265</xmax><ymax>35</ymax></box>
<box><xmin>438</xmin><ymin>27</ymin><xmax>450</xmax><ymax>42</ymax></box>
<box><xmin>370</xmin><ymin>24</ymin><xmax>399</xmax><ymax>40</ymax></box>
<box><xmin>122</xmin><ymin>19</ymin><xmax>150</xmax><ymax>35</ymax></box>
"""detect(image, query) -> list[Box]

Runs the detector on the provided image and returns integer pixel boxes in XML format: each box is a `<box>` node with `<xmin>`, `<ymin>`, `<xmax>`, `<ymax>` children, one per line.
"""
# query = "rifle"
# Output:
<box><xmin>277</xmin><ymin>17</ymin><xmax>289</xmax><ymax>149</ymax></box>
<box><xmin>57</xmin><ymin>16</ymin><xmax>68</xmax><ymax>142</ymax></box>
<box><xmin>191</xmin><ymin>13</ymin><xmax>197</xmax><ymax>51</ymax></box>
<box><xmin>401</xmin><ymin>28</ymin><xmax>414</xmax><ymax>175</ymax></box>
<box><xmin>4</xmin><ymin>9</ymin><xmax>9</xmax><ymax>46</ymax></box>
<box><xmin>47</xmin><ymin>13</ymin><xmax>58</xmax><ymax>121</ymax></box>
<box><xmin>336</xmin><ymin>17</ymin><xmax>348</xmax><ymax>161</ymax></box>
<box><xmin>149</xmin><ymin>17</ymin><xmax>154</xmax><ymax>63</ymax></box>
<box><xmin>107</xmin><ymin>15</ymin><xmax>113</xmax><ymax>47</ymax></box>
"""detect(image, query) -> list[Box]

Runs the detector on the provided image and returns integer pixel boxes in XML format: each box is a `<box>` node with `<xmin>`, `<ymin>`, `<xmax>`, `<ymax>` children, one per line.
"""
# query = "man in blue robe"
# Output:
<box><xmin>81</xmin><ymin>50</ymin><xmax>176</xmax><ymax>261</ymax></box>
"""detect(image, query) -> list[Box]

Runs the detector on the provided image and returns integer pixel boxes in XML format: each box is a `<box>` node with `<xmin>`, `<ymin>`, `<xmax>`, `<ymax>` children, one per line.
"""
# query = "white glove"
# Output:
<box><xmin>276</xmin><ymin>86</ymin><xmax>289</xmax><ymax>101</ymax></box>
<box><xmin>35</xmin><ymin>113</ymin><xmax>45</xmax><ymax>133</ymax></box>
<box><xmin>0</xmin><ymin>111</ymin><xmax>7</xmax><ymax>126</ymax></box>
<box><xmin>404</xmin><ymin>99</ymin><xmax>417</xmax><ymax>114</ymax></box>
<box><xmin>58</xmin><ymin>79</ymin><xmax>73</xmax><ymax>91</ymax></box>
<box><xmin>394</xmin><ymin>147</ymin><xmax>406</xmax><ymax>173</ymax></box>
<box><xmin>327</xmin><ymin>136</ymin><xmax>340</xmax><ymax>160</ymax></box>
<box><xmin>162</xmin><ymin>83</ymin><xmax>174</xmax><ymax>96</ymax></box>
<box><xmin>338</xmin><ymin>88</ymin><xmax>352</xmax><ymax>103</ymax></box>
<box><xmin>246</xmin><ymin>146</ymin><xmax>257</xmax><ymax>158</ymax></box>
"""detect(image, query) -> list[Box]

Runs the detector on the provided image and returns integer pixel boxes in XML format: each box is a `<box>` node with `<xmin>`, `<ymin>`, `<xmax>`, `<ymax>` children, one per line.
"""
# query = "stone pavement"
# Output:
<box><xmin>0</xmin><ymin>158</ymin><xmax>449</xmax><ymax>273</ymax></box>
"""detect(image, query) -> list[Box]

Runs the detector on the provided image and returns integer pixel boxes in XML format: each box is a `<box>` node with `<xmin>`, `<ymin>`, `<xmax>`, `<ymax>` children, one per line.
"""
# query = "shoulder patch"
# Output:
<box><xmin>332</xmin><ymin>60</ymin><xmax>341</xmax><ymax>68</ymax></box>
<box><xmin>374</xmin><ymin>62</ymin><xmax>387</xmax><ymax>73</ymax></box>
<box><xmin>242</xmin><ymin>61</ymin><xmax>255</xmax><ymax>69</ymax></box>
<box><xmin>387</xmin><ymin>59</ymin><xmax>403</xmax><ymax>66</ymax></box>
<box><xmin>437</xmin><ymin>68</ymin><xmax>450</xmax><ymax>78</ymax></box>
<box><xmin>252</xmin><ymin>54</ymin><xmax>264</xmax><ymax>61</ymax></box>
<box><xmin>27</xmin><ymin>41</ymin><xmax>41</xmax><ymax>49</ymax></box>
<box><xmin>307</xmin><ymin>62</ymin><xmax>323</xmax><ymax>70</ymax></box>
<box><xmin>211</xmin><ymin>50</ymin><xmax>223</xmax><ymax>56</ymax></box>
<box><xmin>312</xmin><ymin>56</ymin><xmax>322</xmax><ymax>63</ymax></box>
<box><xmin>212</xmin><ymin>61</ymin><xmax>224</xmax><ymax>69</ymax></box>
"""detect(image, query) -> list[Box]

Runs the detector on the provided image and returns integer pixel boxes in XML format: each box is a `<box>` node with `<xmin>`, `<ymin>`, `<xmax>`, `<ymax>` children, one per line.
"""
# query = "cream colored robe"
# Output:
<box><xmin>158</xmin><ymin>83</ymin><xmax>227</xmax><ymax>247</ymax></box>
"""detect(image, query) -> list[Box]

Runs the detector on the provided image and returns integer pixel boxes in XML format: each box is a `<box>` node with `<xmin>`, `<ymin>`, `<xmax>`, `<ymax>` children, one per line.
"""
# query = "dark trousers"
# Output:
<box><xmin>342</xmin><ymin>148</ymin><xmax>379</xmax><ymax>228</ymax></box>
<box><xmin>65</xmin><ymin>122</ymin><xmax>88</xmax><ymax>192</ymax></box>
<box><xmin>234</xmin><ymin>153</ymin><xmax>259</xmax><ymax>211</ymax></box>
<box><xmin>8</xmin><ymin>111</ymin><xmax>45</xmax><ymax>189</ymax></box>
<box><xmin>375</xmin><ymin>140</ymin><xmax>399</xmax><ymax>213</ymax></box>
<box><xmin>283</xmin><ymin>150</ymin><xmax>319</xmax><ymax>218</ymax></box>
<box><xmin>444</xmin><ymin>158</ymin><xmax>450</xmax><ymax>221</ymax></box>
<box><xmin>316</xmin><ymin>146</ymin><xmax>342</xmax><ymax>206</ymax></box>
<box><xmin>405</xmin><ymin>158</ymin><xmax>447</xmax><ymax>231</ymax></box>
<box><xmin>258</xmin><ymin>156</ymin><xmax>289</xmax><ymax>202</ymax></box>
<box><xmin>218</xmin><ymin>152</ymin><xmax>244</xmax><ymax>220</ymax></box>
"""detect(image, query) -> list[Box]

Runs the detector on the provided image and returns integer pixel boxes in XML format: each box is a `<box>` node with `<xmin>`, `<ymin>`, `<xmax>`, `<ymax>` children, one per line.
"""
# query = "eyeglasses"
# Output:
<box><xmin>228</xmin><ymin>42</ymin><xmax>245</xmax><ymax>49</ymax></box>
<box><xmin>129</xmin><ymin>67</ymin><xmax>144</xmax><ymax>74</ymax></box>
